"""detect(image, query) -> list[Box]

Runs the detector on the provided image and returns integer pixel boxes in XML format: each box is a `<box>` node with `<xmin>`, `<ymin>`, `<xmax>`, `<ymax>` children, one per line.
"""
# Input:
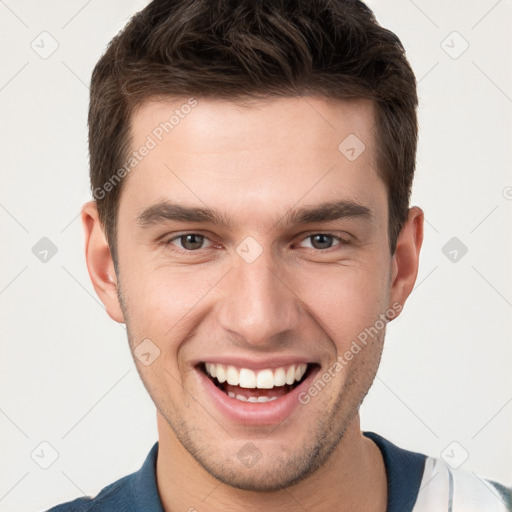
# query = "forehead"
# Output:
<box><xmin>120</xmin><ymin>95</ymin><xmax>385</xmax><ymax>231</ymax></box>
<box><xmin>130</xmin><ymin>95</ymin><xmax>376</xmax><ymax>155</ymax></box>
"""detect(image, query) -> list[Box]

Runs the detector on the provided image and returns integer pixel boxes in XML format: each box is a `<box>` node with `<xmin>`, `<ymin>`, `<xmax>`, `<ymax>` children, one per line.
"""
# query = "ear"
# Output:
<box><xmin>388</xmin><ymin>206</ymin><xmax>424</xmax><ymax>318</ymax></box>
<box><xmin>81</xmin><ymin>201</ymin><xmax>125</xmax><ymax>323</ymax></box>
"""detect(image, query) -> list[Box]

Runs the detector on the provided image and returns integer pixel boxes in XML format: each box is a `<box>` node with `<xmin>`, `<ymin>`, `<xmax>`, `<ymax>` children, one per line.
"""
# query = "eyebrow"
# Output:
<box><xmin>136</xmin><ymin>199</ymin><xmax>372</xmax><ymax>229</ymax></box>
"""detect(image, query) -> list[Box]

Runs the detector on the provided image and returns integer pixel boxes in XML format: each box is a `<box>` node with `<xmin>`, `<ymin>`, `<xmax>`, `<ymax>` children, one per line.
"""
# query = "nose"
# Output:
<box><xmin>217</xmin><ymin>245</ymin><xmax>302</xmax><ymax>349</ymax></box>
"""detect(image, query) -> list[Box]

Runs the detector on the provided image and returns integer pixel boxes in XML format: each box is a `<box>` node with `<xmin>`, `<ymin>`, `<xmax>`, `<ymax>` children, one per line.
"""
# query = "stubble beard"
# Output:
<box><xmin>117</xmin><ymin>277</ymin><xmax>385</xmax><ymax>492</ymax></box>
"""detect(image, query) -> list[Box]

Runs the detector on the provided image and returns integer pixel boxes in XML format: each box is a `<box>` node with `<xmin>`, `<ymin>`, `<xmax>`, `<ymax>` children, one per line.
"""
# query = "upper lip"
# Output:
<box><xmin>193</xmin><ymin>356</ymin><xmax>318</xmax><ymax>371</ymax></box>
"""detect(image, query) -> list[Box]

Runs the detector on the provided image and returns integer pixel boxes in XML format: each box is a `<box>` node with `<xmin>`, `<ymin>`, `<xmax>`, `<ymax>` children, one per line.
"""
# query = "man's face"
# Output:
<box><xmin>112</xmin><ymin>96</ymin><xmax>400</xmax><ymax>490</ymax></box>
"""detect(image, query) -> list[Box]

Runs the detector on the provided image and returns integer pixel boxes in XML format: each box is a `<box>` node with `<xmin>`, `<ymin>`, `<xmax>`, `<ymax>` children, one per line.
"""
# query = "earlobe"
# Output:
<box><xmin>81</xmin><ymin>201</ymin><xmax>125</xmax><ymax>323</ymax></box>
<box><xmin>388</xmin><ymin>206</ymin><xmax>424</xmax><ymax>317</ymax></box>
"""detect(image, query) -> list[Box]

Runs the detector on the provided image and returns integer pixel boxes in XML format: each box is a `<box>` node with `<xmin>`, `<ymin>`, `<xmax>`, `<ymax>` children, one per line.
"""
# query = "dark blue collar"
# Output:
<box><xmin>131</xmin><ymin>442</ymin><xmax>165</xmax><ymax>511</ymax></box>
<box><xmin>364</xmin><ymin>431</ymin><xmax>426</xmax><ymax>512</ymax></box>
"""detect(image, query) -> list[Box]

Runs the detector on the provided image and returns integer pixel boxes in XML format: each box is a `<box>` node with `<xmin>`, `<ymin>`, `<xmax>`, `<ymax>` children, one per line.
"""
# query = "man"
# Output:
<box><xmin>47</xmin><ymin>0</ymin><xmax>511</xmax><ymax>510</ymax></box>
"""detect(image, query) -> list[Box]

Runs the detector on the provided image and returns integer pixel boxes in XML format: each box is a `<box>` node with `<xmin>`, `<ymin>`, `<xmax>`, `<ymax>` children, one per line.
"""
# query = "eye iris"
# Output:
<box><xmin>181</xmin><ymin>234</ymin><xmax>204</xmax><ymax>250</ymax></box>
<box><xmin>311</xmin><ymin>234</ymin><xmax>333</xmax><ymax>249</ymax></box>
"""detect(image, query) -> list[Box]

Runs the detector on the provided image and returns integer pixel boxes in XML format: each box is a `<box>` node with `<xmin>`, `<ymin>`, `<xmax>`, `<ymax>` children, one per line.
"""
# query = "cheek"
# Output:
<box><xmin>119</xmin><ymin>260</ymin><xmax>224</xmax><ymax>343</ymax></box>
<box><xmin>292</xmin><ymin>263</ymin><xmax>390</xmax><ymax>347</ymax></box>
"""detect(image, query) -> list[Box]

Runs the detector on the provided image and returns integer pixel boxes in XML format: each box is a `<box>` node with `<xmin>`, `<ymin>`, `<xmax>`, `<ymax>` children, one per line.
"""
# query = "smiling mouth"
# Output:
<box><xmin>199</xmin><ymin>362</ymin><xmax>315</xmax><ymax>403</ymax></box>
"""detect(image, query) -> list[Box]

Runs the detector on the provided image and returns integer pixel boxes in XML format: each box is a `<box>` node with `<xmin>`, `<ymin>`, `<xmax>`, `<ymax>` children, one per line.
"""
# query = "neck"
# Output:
<box><xmin>155</xmin><ymin>412</ymin><xmax>387</xmax><ymax>512</ymax></box>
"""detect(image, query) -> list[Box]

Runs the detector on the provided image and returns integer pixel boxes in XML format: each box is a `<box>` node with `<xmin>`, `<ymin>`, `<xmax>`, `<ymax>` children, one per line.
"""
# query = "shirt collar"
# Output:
<box><xmin>131</xmin><ymin>442</ymin><xmax>165</xmax><ymax>512</ymax></box>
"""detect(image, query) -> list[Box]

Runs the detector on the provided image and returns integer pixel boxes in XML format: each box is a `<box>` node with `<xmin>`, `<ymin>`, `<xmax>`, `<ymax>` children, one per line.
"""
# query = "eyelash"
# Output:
<box><xmin>163</xmin><ymin>232</ymin><xmax>349</xmax><ymax>254</ymax></box>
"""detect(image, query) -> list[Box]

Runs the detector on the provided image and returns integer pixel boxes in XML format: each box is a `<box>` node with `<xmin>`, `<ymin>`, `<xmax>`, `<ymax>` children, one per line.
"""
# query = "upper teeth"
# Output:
<box><xmin>205</xmin><ymin>363</ymin><xmax>308</xmax><ymax>389</ymax></box>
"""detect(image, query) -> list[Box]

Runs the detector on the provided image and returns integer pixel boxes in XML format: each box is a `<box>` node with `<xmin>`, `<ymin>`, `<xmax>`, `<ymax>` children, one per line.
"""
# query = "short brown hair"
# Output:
<box><xmin>89</xmin><ymin>0</ymin><xmax>418</xmax><ymax>266</ymax></box>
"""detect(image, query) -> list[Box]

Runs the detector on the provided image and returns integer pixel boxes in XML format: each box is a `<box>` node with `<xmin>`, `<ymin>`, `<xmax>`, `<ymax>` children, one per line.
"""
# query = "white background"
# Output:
<box><xmin>0</xmin><ymin>1</ymin><xmax>511</xmax><ymax>511</ymax></box>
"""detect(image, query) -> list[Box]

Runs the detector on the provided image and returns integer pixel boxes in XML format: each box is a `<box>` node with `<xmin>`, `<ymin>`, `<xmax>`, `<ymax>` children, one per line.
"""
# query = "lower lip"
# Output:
<box><xmin>197</xmin><ymin>366</ymin><xmax>320</xmax><ymax>425</ymax></box>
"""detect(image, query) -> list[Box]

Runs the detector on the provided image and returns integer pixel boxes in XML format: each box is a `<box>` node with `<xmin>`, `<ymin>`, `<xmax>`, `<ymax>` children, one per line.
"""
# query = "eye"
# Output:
<box><xmin>298</xmin><ymin>233</ymin><xmax>346</xmax><ymax>250</ymax></box>
<box><xmin>166</xmin><ymin>233</ymin><xmax>214</xmax><ymax>251</ymax></box>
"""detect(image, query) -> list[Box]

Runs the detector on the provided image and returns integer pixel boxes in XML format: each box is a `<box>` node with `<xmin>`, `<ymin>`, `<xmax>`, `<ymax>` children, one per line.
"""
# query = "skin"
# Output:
<box><xmin>82</xmin><ymin>95</ymin><xmax>423</xmax><ymax>511</ymax></box>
